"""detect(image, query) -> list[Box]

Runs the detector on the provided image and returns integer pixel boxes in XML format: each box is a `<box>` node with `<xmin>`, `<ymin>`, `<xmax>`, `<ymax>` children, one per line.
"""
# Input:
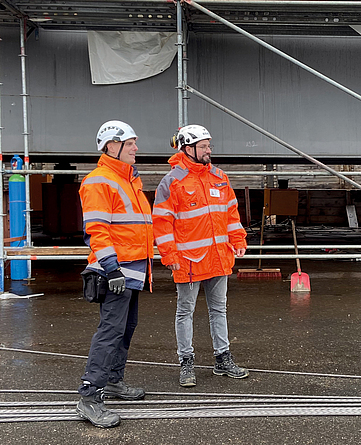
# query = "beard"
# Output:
<box><xmin>200</xmin><ymin>153</ymin><xmax>211</xmax><ymax>164</ymax></box>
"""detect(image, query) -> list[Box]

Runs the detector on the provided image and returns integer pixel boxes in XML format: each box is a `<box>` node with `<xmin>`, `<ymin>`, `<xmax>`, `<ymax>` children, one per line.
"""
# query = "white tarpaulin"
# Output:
<box><xmin>87</xmin><ymin>31</ymin><xmax>177</xmax><ymax>84</ymax></box>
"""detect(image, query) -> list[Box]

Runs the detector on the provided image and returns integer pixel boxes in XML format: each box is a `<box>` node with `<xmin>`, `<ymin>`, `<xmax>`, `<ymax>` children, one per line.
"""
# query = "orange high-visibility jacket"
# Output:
<box><xmin>79</xmin><ymin>154</ymin><xmax>153</xmax><ymax>274</ymax></box>
<box><xmin>153</xmin><ymin>152</ymin><xmax>247</xmax><ymax>283</ymax></box>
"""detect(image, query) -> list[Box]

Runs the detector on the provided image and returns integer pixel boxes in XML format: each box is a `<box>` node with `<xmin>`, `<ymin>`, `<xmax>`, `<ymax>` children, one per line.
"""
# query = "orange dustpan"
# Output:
<box><xmin>290</xmin><ymin>220</ymin><xmax>311</xmax><ymax>292</ymax></box>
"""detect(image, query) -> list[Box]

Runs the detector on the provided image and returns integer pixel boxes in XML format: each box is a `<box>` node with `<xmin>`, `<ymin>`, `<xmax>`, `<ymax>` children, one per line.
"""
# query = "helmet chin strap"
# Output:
<box><xmin>104</xmin><ymin>140</ymin><xmax>125</xmax><ymax>160</ymax></box>
<box><xmin>116</xmin><ymin>141</ymin><xmax>125</xmax><ymax>160</ymax></box>
<box><xmin>183</xmin><ymin>145</ymin><xmax>204</xmax><ymax>164</ymax></box>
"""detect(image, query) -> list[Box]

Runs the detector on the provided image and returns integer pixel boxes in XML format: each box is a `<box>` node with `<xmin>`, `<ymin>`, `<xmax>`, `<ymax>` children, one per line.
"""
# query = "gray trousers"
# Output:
<box><xmin>175</xmin><ymin>275</ymin><xmax>229</xmax><ymax>362</ymax></box>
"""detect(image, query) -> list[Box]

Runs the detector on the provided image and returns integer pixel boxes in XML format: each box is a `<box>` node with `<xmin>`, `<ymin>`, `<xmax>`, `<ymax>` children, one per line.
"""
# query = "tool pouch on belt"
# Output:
<box><xmin>81</xmin><ymin>269</ymin><xmax>108</xmax><ymax>303</ymax></box>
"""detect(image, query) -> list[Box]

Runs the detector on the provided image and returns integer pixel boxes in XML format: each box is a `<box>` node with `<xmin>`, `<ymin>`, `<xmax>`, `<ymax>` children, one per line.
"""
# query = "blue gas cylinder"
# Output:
<box><xmin>9</xmin><ymin>154</ymin><xmax>27</xmax><ymax>280</ymax></box>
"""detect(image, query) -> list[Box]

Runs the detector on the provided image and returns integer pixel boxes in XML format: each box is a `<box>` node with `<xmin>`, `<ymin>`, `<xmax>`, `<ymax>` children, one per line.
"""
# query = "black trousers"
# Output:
<box><xmin>79</xmin><ymin>287</ymin><xmax>139</xmax><ymax>396</ymax></box>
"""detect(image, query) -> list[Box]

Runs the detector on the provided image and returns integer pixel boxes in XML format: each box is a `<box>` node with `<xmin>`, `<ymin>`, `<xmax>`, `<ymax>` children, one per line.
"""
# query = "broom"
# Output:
<box><xmin>290</xmin><ymin>219</ymin><xmax>311</xmax><ymax>292</ymax></box>
<box><xmin>237</xmin><ymin>207</ymin><xmax>282</xmax><ymax>279</ymax></box>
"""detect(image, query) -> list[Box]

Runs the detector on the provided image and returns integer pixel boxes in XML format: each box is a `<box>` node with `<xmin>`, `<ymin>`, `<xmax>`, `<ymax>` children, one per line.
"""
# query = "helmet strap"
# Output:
<box><xmin>183</xmin><ymin>145</ymin><xmax>202</xmax><ymax>164</ymax></box>
<box><xmin>116</xmin><ymin>141</ymin><xmax>125</xmax><ymax>160</ymax></box>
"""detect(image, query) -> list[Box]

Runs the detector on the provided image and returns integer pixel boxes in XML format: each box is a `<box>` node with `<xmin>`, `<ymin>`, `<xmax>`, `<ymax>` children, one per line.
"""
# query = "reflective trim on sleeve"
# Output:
<box><xmin>227</xmin><ymin>198</ymin><xmax>238</xmax><ymax>208</ymax></box>
<box><xmin>153</xmin><ymin>207</ymin><xmax>177</xmax><ymax>219</ymax></box>
<box><xmin>120</xmin><ymin>266</ymin><xmax>146</xmax><ymax>282</ymax></box>
<box><xmin>95</xmin><ymin>246</ymin><xmax>117</xmax><ymax>261</ymax></box>
<box><xmin>83</xmin><ymin>210</ymin><xmax>112</xmax><ymax>224</ymax></box>
<box><xmin>111</xmin><ymin>213</ymin><xmax>152</xmax><ymax>224</ymax></box>
<box><xmin>227</xmin><ymin>222</ymin><xmax>243</xmax><ymax>232</ymax></box>
<box><xmin>155</xmin><ymin>233</ymin><xmax>175</xmax><ymax>246</ymax></box>
<box><xmin>87</xmin><ymin>261</ymin><xmax>104</xmax><ymax>272</ymax></box>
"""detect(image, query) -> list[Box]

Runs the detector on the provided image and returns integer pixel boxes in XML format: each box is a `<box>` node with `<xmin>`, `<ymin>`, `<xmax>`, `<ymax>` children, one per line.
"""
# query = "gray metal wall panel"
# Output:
<box><xmin>0</xmin><ymin>28</ymin><xmax>178</xmax><ymax>157</ymax></box>
<box><xmin>1</xmin><ymin>27</ymin><xmax>361</xmax><ymax>158</ymax></box>
<box><xmin>186</xmin><ymin>33</ymin><xmax>361</xmax><ymax>158</ymax></box>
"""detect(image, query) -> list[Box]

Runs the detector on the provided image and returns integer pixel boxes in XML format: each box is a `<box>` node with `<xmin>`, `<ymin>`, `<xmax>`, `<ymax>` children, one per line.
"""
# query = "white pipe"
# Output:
<box><xmin>4</xmin><ymin>169</ymin><xmax>361</xmax><ymax>177</ymax></box>
<box><xmin>177</xmin><ymin>0</ymin><xmax>184</xmax><ymax>127</ymax></box>
<box><xmin>4</xmin><ymin>254</ymin><xmax>361</xmax><ymax>260</ymax></box>
<box><xmin>19</xmin><ymin>19</ymin><xmax>31</xmax><ymax>278</ymax></box>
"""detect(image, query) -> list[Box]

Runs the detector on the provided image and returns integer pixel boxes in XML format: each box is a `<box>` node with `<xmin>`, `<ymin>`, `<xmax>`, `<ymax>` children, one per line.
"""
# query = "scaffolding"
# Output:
<box><xmin>1</xmin><ymin>0</ymin><xmax>361</xmax><ymax>293</ymax></box>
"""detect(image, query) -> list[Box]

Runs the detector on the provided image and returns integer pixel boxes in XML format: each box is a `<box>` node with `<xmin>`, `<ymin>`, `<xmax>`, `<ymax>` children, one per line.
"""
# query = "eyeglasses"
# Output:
<box><xmin>196</xmin><ymin>144</ymin><xmax>214</xmax><ymax>152</ymax></box>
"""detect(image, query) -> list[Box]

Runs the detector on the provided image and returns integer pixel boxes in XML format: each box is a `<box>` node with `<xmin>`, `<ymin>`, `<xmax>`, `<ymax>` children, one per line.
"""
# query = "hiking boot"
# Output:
<box><xmin>76</xmin><ymin>388</ymin><xmax>120</xmax><ymax>428</ymax></box>
<box><xmin>213</xmin><ymin>350</ymin><xmax>249</xmax><ymax>379</ymax></box>
<box><xmin>104</xmin><ymin>380</ymin><xmax>145</xmax><ymax>400</ymax></box>
<box><xmin>179</xmin><ymin>356</ymin><xmax>196</xmax><ymax>387</ymax></box>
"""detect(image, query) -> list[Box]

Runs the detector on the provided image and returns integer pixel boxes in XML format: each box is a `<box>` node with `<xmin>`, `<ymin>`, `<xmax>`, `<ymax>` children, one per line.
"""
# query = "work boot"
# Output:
<box><xmin>179</xmin><ymin>356</ymin><xmax>196</xmax><ymax>387</ymax></box>
<box><xmin>213</xmin><ymin>350</ymin><xmax>249</xmax><ymax>379</ymax></box>
<box><xmin>76</xmin><ymin>388</ymin><xmax>120</xmax><ymax>428</ymax></box>
<box><xmin>104</xmin><ymin>380</ymin><xmax>145</xmax><ymax>400</ymax></box>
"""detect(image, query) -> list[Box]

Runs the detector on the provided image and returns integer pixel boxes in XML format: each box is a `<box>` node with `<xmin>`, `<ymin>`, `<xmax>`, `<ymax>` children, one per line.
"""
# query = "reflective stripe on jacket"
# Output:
<box><xmin>79</xmin><ymin>154</ymin><xmax>153</xmax><ymax>290</ymax></box>
<box><xmin>152</xmin><ymin>152</ymin><xmax>247</xmax><ymax>283</ymax></box>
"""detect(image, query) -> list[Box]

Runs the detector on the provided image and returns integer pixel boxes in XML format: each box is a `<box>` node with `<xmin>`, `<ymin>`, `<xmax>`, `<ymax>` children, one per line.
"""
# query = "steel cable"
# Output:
<box><xmin>2</xmin><ymin>402</ymin><xmax>361</xmax><ymax>417</ymax></box>
<box><xmin>1</xmin><ymin>346</ymin><xmax>361</xmax><ymax>379</ymax></box>
<box><xmin>2</xmin><ymin>396</ymin><xmax>361</xmax><ymax>407</ymax></box>
<box><xmin>2</xmin><ymin>406</ymin><xmax>361</xmax><ymax>422</ymax></box>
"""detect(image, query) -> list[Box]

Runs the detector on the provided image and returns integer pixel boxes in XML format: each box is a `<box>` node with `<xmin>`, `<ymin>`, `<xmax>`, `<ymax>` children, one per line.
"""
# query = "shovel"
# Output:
<box><xmin>290</xmin><ymin>219</ymin><xmax>311</xmax><ymax>292</ymax></box>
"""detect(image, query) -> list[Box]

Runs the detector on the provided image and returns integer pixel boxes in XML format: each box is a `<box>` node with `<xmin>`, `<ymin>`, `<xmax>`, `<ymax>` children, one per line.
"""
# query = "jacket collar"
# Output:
<box><xmin>98</xmin><ymin>153</ymin><xmax>138</xmax><ymax>180</ymax></box>
<box><xmin>168</xmin><ymin>151</ymin><xmax>211</xmax><ymax>174</ymax></box>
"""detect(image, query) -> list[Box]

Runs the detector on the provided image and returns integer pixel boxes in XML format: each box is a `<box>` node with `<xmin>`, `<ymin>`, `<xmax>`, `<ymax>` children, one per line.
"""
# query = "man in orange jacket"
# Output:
<box><xmin>153</xmin><ymin>124</ymin><xmax>249</xmax><ymax>387</ymax></box>
<box><xmin>76</xmin><ymin>120</ymin><xmax>153</xmax><ymax>428</ymax></box>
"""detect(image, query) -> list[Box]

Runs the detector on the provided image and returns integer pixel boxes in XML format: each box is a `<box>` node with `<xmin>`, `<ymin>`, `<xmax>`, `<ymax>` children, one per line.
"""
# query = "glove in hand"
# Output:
<box><xmin>107</xmin><ymin>268</ymin><xmax>126</xmax><ymax>294</ymax></box>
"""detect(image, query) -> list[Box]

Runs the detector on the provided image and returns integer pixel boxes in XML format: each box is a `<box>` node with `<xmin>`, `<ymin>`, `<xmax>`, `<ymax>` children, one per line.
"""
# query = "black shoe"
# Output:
<box><xmin>179</xmin><ymin>356</ymin><xmax>196</xmax><ymax>387</ymax></box>
<box><xmin>104</xmin><ymin>380</ymin><xmax>145</xmax><ymax>400</ymax></box>
<box><xmin>76</xmin><ymin>389</ymin><xmax>120</xmax><ymax>428</ymax></box>
<box><xmin>213</xmin><ymin>350</ymin><xmax>249</xmax><ymax>379</ymax></box>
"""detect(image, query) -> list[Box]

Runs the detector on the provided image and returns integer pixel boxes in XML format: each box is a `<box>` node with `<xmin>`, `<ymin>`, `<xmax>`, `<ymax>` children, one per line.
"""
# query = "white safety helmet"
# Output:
<box><xmin>96</xmin><ymin>120</ymin><xmax>138</xmax><ymax>152</ymax></box>
<box><xmin>171</xmin><ymin>124</ymin><xmax>212</xmax><ymax>150</ymax></box>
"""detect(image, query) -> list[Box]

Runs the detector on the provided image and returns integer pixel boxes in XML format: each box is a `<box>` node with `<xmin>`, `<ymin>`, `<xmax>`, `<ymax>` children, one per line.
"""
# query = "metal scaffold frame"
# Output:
<box><xmin>1</xmin><ymin>1</ymin><xmax>361</xmax><ymax>293</ymax></box>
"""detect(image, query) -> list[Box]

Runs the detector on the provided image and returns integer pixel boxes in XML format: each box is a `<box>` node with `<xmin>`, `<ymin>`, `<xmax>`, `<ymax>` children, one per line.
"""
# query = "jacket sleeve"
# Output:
<box><xmin>152</xmin><ymin>176</ymin><xmax>180</xmax><ymax>266</ymax></box>
<box><xmin>79</xmin><ymin>177</ymin><xmax>119</xmax><ymax>273</ymax></box>
<box><xmin>226</xmin><ymin>178</ymin><xmax>248</xmax><ymax>250</ymax></box>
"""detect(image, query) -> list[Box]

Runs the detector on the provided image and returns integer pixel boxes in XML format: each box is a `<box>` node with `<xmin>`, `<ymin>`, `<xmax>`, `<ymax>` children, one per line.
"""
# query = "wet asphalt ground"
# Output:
<box><xmin>0</xmin><ymin>258</ymin><xmax>361</xmax><ymax>444</ymax></box>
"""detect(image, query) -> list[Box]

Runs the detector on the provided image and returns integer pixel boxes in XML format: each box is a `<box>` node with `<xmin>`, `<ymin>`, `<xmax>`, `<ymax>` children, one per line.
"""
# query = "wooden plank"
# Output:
<box><xmin>4</xmin><ymin>236</ymin><xmax>26</xmax><ymax>244</ymax></box>
<box><xmin>5</xmin><ymin>247</ymin><xmax>91</xmax><ymax>256</ymax></box>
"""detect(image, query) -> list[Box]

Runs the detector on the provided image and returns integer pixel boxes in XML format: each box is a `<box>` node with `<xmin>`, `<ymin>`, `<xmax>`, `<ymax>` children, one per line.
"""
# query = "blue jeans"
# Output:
<box><xmin>175</xmin><ymin>275</ymin><xmax>229</xmax><ymax>362</ymax></box>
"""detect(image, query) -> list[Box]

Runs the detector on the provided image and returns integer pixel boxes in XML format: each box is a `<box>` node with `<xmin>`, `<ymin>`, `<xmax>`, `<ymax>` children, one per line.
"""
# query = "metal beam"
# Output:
<box><xmin>186</xmin><ymin>85</ymin><xmax>361</xmax><ymax>189</ymax></box>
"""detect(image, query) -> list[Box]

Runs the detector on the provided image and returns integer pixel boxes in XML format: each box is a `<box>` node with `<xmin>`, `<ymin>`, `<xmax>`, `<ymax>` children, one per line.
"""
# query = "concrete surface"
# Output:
<box><xmin>0</xmin><ymin>258</ymin><xmax>360</xmax><ymax>444</ymax></box>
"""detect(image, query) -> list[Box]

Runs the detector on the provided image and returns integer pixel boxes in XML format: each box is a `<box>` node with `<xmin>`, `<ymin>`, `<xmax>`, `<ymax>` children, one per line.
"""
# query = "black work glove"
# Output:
<box><xmin>107</xmin><ymin>268</ymin><xmax>126</xmax><ymax>294</ymax></box>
